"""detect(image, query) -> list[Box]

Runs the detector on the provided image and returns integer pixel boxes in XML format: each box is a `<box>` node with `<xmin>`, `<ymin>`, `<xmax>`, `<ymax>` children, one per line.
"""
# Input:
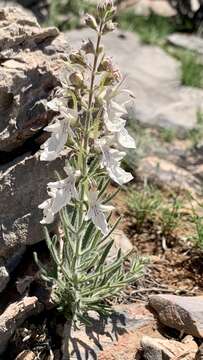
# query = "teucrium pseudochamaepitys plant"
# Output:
<box><xmin>35</xmin><ymin>0</ymin><xmax>144</xmax><ymax>324</ymax></box>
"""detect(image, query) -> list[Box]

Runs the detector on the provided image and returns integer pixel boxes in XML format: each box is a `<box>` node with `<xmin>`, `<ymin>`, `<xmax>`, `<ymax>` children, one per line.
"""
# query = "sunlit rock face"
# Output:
<box><xmin>0</xmin><ymin>7</ymin><xmax>70</xmax><ymax>288</ymax></box>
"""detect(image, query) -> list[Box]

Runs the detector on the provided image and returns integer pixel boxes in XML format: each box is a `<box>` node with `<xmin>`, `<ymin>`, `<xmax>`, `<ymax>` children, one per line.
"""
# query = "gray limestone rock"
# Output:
<box><xmin>0</xmin><ymin>152</ymin><xmax>66</xmax><ymax>259</ymax></box>
<box><xmin>0</xmin><ymin>296</ymin><xmax>43</xmax><ymax>354</ymax></box>
<box><xmin>149</xmin><ymin>294</ymin><xmax>203</xmax><ymax>338</ymax></box>
<box><xmin>65</xmin><ymin>28</ymin><xmax>203</xmax><ymax>133</ymax></box>
<box><xmin>0</xmin><ymin>7</ymin><xmax>70</xmax><ymax>152</ymax></box>
<box><xmin>136</xmin><ymin>156</ymin><xmax>202</xmax><ymax>194</ymax></box>
<box><xmin>168</xmin><ymin>33</ymin><xmax>203</xmax><ymax>55</ymax></box>
<box><xmin>141</xmin><ymin>335</ymin><xmax>198</xmax><ymax>360</ymax></box>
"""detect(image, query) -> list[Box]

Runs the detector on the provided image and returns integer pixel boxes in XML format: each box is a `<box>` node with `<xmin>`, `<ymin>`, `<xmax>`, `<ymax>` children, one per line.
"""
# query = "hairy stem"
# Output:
<box><xmin>78</xmin><ymin>21</ymin><xmax>104</xmax><ymax>228</ymax></box>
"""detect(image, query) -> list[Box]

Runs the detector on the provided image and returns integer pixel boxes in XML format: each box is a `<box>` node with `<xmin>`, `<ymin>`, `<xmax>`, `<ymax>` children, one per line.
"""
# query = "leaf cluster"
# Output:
<box><xmin>128</xmin><ymin>185</ymin><xmax>182</xmax><ymax>236</ymax></box>
<box><xmin>35</xmin><ymin>204</ymin><xmax>144</xmax><ymax>324</ymax></box>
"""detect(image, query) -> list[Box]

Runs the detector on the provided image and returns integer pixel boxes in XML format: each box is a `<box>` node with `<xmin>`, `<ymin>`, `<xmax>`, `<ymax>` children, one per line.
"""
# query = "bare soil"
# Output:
<box><xmin>114</xmin><ymin>186</ymin><xmax>203</xmax><ymax>301</ymax></box>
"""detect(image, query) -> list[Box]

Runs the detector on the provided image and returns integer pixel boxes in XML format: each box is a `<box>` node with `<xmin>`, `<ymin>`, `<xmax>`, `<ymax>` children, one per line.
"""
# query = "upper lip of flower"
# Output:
<box><xmin>40</xmin><ymin>118</ymin><xmax>70</xmax><ymax>161</ymax></box>
<box><xmin>38</xmin><ymin>166</ymin><xmax>80</xmax><ymax>224</ymax></box>
<box><xmin>97</xmin><ymin>138</ymin><xmax>133</xmax><ymax>185</ymax></box>
<box><xmin>103</xmin><ymin>98</ymin><xmax>136</xmax><ymax>149</ymax></box>
<box><xmin>86</xmin><ymin>190</ymin><xmax>114</xmax><ymax>235</ymax></box>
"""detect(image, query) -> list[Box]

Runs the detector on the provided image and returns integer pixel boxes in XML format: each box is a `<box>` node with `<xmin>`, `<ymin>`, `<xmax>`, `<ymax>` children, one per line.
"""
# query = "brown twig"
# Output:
<box><xmin>131</xmin><ymin>286</ymin><xmax>175</xmax><ymax>295</ymax></box>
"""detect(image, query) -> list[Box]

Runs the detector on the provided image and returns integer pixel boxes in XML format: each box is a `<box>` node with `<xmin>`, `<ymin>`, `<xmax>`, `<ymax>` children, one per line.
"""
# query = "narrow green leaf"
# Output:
<box><xmin>95</xmin><ymin>240</ymin><xmax>114</xmax><ymax>271</ymax></box>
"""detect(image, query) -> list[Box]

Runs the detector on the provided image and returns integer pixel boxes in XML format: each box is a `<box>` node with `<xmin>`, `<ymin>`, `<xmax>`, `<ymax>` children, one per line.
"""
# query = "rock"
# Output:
<box><xmin>0</xmin><ymin>248</ymin><xmax>27</xmax><ymax>293</ymax></box>
<box><xmin>133</xmin><ymin>0</ymin><xmax>176</xmax><ymax>17</ymax></box>
<box><xmin>0</xmin><ymin>296</ymin><xmax>43</xmax><ymax>354</ymax></box>
<box><xmin>62</xmin><ymin>303</ymin><xmax>157</xmax><ymax>360</ymax></box>
<box><xmin>0</xmin><ymin>4</ymin><xmax>39</xmax><ymax>25</ymax></box>
<box><xmin>0</xmin><ymin>152</ymin><xmax>66</xmax><ymax>260</ymax></box>
<box><xmin>141</xmin><ymin>335</ymin><xmax>198</xmax><ymax>360</ymax></box>
<box><xmin>0</xmin><ymin>7</ymin><xmax>72</xmax><ymax>290</ymax></box>
<box><xmin>0</xmin><ymin>265</ymin><xmax>9</xmax><ymax>292</ymax></box>
<box><xmin>196</xmin><ymin>343</ymin><xmax>203</xmax><ymax>360</ymax></box>
<box><xmin>136</xmin><ymin>156</ymin><xmax>201</xmax><ymax>194</ymax></box>
<box><xmin>65</xmin><ymin>28</ymin><xmax>203</xmax><ymax>133</ymax></box>
<box><xmin>0</xmin><ymin>4</ymin><xmax>37</xmax><ymax>27</ymax></box>
<box><xmin>15</xmin><ymin>350</ymin><xmax>36</xmax><ymax>360</ymax></box>
<box><xmin>149</xmin><ymin>294</ymin><xmax>203</xmax><ymax>338</ymax></box>
<box><xmin>6</xmin><ymin>0</ymin><xmax>49</xmax><ymax>22</ymax></box>
<box><xmin>0</xmin><ymin>7</ymin><xmax>70</xmax><ymax>152</ymax></box>
<box><xmin>168</xmin><ymin>33</ymin><xmax>203</xmax><ymax>55</ymax></box>
<box><xmin>110</xmin><ymin>229</ymin><xmax>133</xmax><ymax>259</ymax></box>
<box><xmin>0</xmin><ymin>5</ymin><xmax>70</xmax><ymax>263</ymax></box>
<box><xmin>6</xmin><ymin>247</ymin><xmax>25</xmax><ymax>273</ymax></box>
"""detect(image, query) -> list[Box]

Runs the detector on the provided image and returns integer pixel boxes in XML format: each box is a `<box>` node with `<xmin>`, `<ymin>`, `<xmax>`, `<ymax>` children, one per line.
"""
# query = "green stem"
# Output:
<box><xmin>78</xmin><ymin>21</ymin><xmax>104</xmax><ymax>228</ymax></box>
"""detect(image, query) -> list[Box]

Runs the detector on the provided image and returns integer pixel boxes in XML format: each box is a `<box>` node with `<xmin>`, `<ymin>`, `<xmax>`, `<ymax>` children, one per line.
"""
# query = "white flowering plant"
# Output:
<box><xmin>35</xmin><ymin>0</ymin><xmax>144</xmax><ymax>324</ymax></box>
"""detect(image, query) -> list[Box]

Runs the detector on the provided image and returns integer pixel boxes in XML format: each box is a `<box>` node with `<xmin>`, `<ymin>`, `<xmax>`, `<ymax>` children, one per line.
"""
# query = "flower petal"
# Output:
<box><xmin>85</xmin><ymin>190</ymin><xmax>113</xmax><ymax>235</ymax></box>
<box><xmin>117</xmin><ymin>127</ymin><xmax>136</xmax><ymax>148</ymax></box>
<box><xmin>40</xmin><ymin>119</ymin><xmax>69</xmax><ymax>161</ymax></box>
<box><xmin>107</xmin><ymin>165</ymin><xmax>133</xmax><ymax>185</ymax></box>
<box><xmin>86</xmin><ymin>206</ymin><xmax>109</xmax><ymax>235</ymax></box>
<box><xmin>104</xmin><ymin>110</ymin><xmax>125</xmax><ymax>132</ymax></box>
<box><xmin>38</xmin><ymin>198</ymin><xmax>55</xmax><ymax>224</ymax></box>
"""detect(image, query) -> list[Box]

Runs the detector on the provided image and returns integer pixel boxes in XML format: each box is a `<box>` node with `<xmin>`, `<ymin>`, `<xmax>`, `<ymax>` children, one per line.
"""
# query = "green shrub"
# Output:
<box><xmin>118</xmin><ymin>12</ymin><xmax>176</xmax><ymax>45</ymax></box>
<box><xmin>128</xmin><ymin>184</ymin><xmax>161</xmax><ymax>230</ymax></box>
<box><xmin>160</xmin><ymin>197</ymin><xmax>182</xmax><ymax>236</ymax></box>
<box><xmin>48</xmin><ymin>0</ymin><xmax>95</xmax><ymax>30</ymax></box>
<box><xmin>190</xmin><ymin>211</ymin><xmax>203</xmax><ymax>250</ymax></box>
<box><xmin>159</xmin><ymin>128</ymin><xmax>177</xmax><ymax>143</ymax></box>
<box><xmin>188</xmin><ymin>110</ymin><xmax>203</xmax><ymax>146</ymax></box>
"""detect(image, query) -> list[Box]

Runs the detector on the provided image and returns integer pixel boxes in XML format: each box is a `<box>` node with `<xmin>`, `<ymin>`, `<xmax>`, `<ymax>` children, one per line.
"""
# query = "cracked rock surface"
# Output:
<box><xmin>149</xmin><ymin>294</ymin><xmax>203</xmax><ymax>338</ymax></box>
<box><xmin>0</xmin><ymin>7</ymin><xmax>69</xmax><ymax>290</ymax></box>
<box><xmin>0</xmin><ymin>7</ymin><xmax>69</xmax><ymax>152</ymax></box>
<box><xmin>0</xmin><ymin>296</ymin><xmax>43</xmax><ymax>355</ymax></box>
<box><xmin>141</xmin><ymin>335</ymin><xmax>198</xmax><ymax>360</ymax></box>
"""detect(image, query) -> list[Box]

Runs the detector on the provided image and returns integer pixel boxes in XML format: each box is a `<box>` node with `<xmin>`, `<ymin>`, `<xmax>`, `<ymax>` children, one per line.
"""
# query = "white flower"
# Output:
<box><xmin>105</xmin><ymin>82</ymin><xmax>134</xmax><ymax>102</ymax></box>
<box><xmin>103</xmin><ymin>100</ymin><xmax>136</xmax><ymax>149</ymax></box>
<box><xmin>107</xmin><ymin>161</ymin><xmax>134</xmax><ymax>185</ymax></box>
<box><xmin>47</xmin><ymin>98</ymin><xmax>64</xmax><ymax>112</ymax></box>
<box><xmin>38</xmin><ymin>197</ymin><xmax>55</xmax><ymax>225</ymax></box>
<box><xmin>47</xmin><ymin>97</ymin><xmax>77</xmax><ymax>137</ymax></box>
<box><xmin>38</xmin><ymin>166</ymin><xmax>80</xmax><ymax>224</ymax></box>
<box><xmin>103</xmin><ymin>101</ymin><xmax>125</xmax><ymax>132</ymax></box>
<box><xmin>59</xmin><ymin>68</ymin><xmax>70</xmax><ymax>90</ymax></box>
<box><xmin>191</xmin><ymin>0</ymin><xmax>199</xmax><ymax>11</ymax></box>
<box><xmin>115</xmin><ymin>126</ymin><xmax>136</xmax><ymax>149</ymax></box>
<box><xmin>40</xmin><ymin>118</ymin><xmax>70</xmax><ymax>161</ymax></box>
<box><xmin>47</xmin><ymin>166</ymin><xmax>80</xmax><ymax>214</ymax></box>
<box><xmin>97</xmin><ymin>138</ymin><xmax>133</xmax><ymax>185</ymax></box>
<box><xmin>85</xmin><ymin>190</ymin><xmax>114</xmax><ymax>235</ymax></box>
<box><xmin>47</xmin><ymin>98</ymin><xmax>78</xmax><ymax>121</ymax></box>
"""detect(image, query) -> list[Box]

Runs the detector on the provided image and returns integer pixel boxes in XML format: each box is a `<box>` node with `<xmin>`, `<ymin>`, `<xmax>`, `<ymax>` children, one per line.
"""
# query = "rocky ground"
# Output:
<box><xmin>0</xmin><ymin>4</ymin><xmax>203</xmax><ymax>360</ymax></box>
<box><xmin>4</xmin><ymin>0</ymin><xmax>176</xmax><ymax>23</ymax></box>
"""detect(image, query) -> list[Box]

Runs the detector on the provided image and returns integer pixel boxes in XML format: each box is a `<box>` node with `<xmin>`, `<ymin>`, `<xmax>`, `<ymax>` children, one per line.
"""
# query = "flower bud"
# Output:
<box><xmin>69</xmin><ymin>51</ymin><xmax>87</xmax><ymax>67</ymax></box>
<box><xmin>113</xmin><ymin>68</ymin><xmax>121</xmax><ymax>82</ymax></box>
<box><xmin>69</xmin><ymin>72</ymin><xmax>84</xmax><ymax>88</ymax></box>
<box><xmin>97</xmin><ymin>0</ymin><xmax>114</xmax><ymax>16</ymax></box>
<box><xmin>98</xmin><ymin>56</ymin><xmax>113</xmax><ymax>72</ymax></box>
<box><xmin>103</xmin><ymin>67</ymin><xmax>121</xmax><ymax>85</ymax></box>
<box><xmin>84</xmin><ymin>14</ymin><xmax>98</xmax><ymax>31</ymax></box>
<box><xmin>103</xmin><ymin>73</ymin><xmax>114</xmax><ymax>86</ymax></box>
<box><xmin>102</xmin><ymin>20</ymin><xmax>116</xmax><ymax>34</ymax></box>
<box><xmin>108</xmin><ymin>6</ymin><xmax>116</xmax><ymax>16</ymax></box>
<box><xmin>106</xmin><ymin>0</ymin><xmax>114</xmax><ymax>11</ymax></box>
<box><xmin>81</xmin><ymin>39</ymin><xmax>95</xmax><ymax>55</ymax></box>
